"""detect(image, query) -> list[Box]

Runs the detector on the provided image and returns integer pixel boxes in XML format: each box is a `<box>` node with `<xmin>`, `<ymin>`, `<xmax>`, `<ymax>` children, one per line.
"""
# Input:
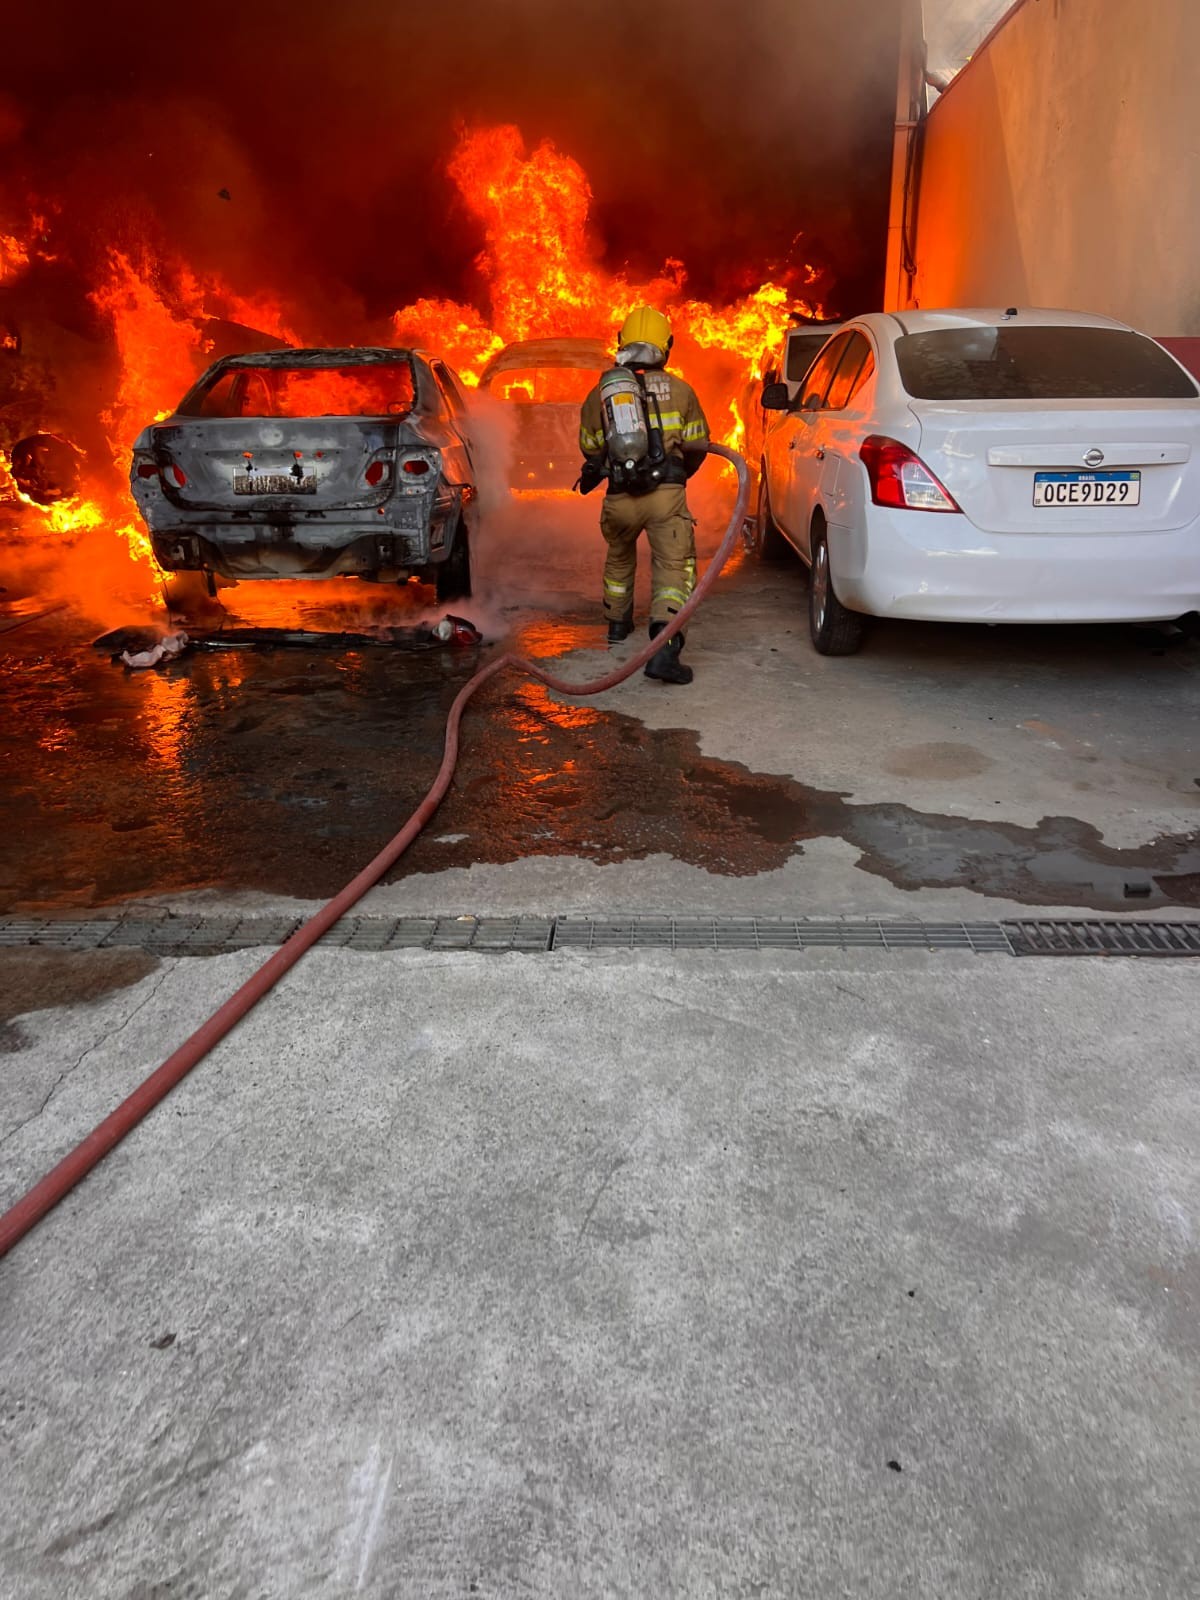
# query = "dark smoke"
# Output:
<box><xmin>1</xmin><ymin>0</ymin><xmax>902</xmax><ymax>321</ymax></box>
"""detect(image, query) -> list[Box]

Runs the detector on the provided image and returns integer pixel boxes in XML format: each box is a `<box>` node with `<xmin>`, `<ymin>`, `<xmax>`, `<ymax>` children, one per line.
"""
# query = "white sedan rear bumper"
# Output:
<box><xmin>830</xmin><ymin>508</ymin><xmax>1200</xmax><ymax>623</ymax></box>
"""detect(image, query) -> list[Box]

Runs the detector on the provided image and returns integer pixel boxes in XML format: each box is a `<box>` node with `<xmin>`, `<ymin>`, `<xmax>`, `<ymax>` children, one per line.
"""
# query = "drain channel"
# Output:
<box><xmin>3</xmin><ymin>913</ymin><xmax>1200</xmax><ymax>957</ymax></box>
<box><xmin>1005</xmin><ymin>920</ymin><xmax>1200</xmax><ymax>957</ymax></box>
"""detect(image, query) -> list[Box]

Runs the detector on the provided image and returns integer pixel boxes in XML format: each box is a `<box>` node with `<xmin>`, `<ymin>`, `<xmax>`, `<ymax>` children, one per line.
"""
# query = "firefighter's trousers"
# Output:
<box><xmin>599</xmin><ymin>485</ymin><xmax>697</xmax><ymax>625</ymax></box>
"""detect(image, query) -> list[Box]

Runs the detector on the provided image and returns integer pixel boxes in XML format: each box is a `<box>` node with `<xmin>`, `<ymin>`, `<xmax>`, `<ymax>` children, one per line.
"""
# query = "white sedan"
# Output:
<box><xmin>749</xmin><ymin>308</ymin><xmax>1200</xmax><ymax>653</ymax></box>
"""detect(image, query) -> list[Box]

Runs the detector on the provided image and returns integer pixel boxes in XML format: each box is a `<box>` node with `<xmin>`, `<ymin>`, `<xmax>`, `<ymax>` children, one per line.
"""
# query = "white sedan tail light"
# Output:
<box><xmin>860</xmin><ymin>434</ymin><xmax>960</xmax><ymax>513</ymax></box>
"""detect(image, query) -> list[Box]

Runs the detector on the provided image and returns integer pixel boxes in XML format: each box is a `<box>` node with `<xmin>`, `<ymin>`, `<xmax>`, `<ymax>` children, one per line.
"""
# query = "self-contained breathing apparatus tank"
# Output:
<box><xmin>598</xmin><ymin>366</ymin><xmax>670</xmax><ymax>496</ymax></box>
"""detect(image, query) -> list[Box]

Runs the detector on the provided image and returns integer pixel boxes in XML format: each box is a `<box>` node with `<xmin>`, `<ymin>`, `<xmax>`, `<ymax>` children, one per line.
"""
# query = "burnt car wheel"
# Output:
<box><xmin>435</xmin><ymin>517</ymin><xmax>472</xmax><ymax>602</ymax></box>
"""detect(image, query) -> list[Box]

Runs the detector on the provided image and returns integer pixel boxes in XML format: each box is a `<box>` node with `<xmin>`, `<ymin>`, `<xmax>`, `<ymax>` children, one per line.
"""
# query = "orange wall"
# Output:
<box><xmin>908</xmin><ymin>0</ymin><xmax>1200</xmax><ymax>333</ymax></box>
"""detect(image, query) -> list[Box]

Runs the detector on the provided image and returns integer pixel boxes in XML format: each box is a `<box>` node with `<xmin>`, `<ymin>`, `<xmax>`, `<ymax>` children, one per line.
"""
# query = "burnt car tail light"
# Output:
<box><xmin>365</xmin><ymin>460</ymin><xmax>392</xmax><ymax>487</ymax></box>
<box><xmin>163</xmin><ymin>463</ymin><xmax>188</xmax><ymax>489</ymax></box>
<box><xmin>401</xmin><ymin>457</ymin><xmax>431</xmax><ymax>476</ymax></box>
<box><xmin>135</xmin><ymin>461</ymin><xmax>158</xmax><ymax>479</ymax></box>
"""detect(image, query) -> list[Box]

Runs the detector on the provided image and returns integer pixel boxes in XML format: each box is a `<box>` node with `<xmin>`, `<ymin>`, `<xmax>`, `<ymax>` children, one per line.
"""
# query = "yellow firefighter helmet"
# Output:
<box><xmin>618</xmin><ymin>305</ymin><xmax>672</xmax><ymax>352</ymax></box>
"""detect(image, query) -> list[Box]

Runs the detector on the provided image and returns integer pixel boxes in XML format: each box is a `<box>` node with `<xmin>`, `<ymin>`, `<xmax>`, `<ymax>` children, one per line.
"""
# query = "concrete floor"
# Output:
<box><xmin>1</xmin><ymin>948</ymin><xmax>1199</xmax><ymax>1596</ymax></box>
<box><xmin>3</xmin><ymin>479</ymin><xmax>1200</xmax><ymax>1595</ymax></box>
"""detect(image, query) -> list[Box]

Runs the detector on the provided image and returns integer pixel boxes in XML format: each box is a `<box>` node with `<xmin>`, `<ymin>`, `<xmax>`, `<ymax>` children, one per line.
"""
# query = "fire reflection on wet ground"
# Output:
<box><xmin>5</xmin><ymin>587</ymin><xmax>1200</xmax><ymax>916</ymax></box>
<box><xmin>1</xmin><ymin>590</ymin><xmax>792</xmax><ymax>910</ymax></box>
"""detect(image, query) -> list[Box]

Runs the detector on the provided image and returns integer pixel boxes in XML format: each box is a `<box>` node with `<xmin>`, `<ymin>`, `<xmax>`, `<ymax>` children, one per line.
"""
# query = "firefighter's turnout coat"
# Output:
<box><xmin>579</xmin><ymin>369</ymin><xmax>709</xmax><ymax>624</ymax></box>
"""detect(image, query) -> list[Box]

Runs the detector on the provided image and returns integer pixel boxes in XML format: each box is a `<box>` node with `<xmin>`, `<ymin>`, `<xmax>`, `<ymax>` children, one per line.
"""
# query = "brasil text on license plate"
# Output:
<box><xmin>1033</xmin><ymin>471</ymin><xmax>1141</xmax><ymax>507</ymax></box>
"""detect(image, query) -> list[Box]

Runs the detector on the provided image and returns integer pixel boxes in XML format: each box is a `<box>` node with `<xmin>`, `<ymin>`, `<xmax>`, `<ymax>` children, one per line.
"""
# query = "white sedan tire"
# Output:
<box><xmin>748</xmin><ymin>472</ymin><xmax>790</xmax><ymax>562</ymax></box>
<box><xmin>808</xmin><ymin>520</ymin><xmax>865</xmax><ymax>655</ymax></box>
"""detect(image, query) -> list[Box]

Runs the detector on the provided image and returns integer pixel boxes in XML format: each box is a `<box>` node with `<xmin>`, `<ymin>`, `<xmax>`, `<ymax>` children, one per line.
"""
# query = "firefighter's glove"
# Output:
<box><xmin>576</xmin><ymin>458</ymin><xmax>608</xmax><ymax>496</ymax></box>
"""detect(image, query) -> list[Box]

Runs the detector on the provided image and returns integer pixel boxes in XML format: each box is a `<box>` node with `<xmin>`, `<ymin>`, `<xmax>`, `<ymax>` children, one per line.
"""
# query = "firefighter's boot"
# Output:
<box><xmin>644</xmin><ymin>619</ymin><xmax>693</xmax><ymax>685</ymax></box>
<box><xmin>607</xmin><ymin>612</ymin><xmax>634</xmax><ymax>644</ymax></box>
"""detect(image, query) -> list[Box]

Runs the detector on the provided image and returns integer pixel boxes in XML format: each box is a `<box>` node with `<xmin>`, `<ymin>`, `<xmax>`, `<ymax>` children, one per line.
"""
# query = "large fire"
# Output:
<box><xmin>2</xmin><ymin>122</ymin><xmax>826</xmax><ymax>614</ymax></box>
<box><xmin>1</xmin><ymin>231</ymin><xmax>31</xmax><ymax>285</ymax></box>
<box><xmin>392</xmin><ymin>124</ymin><xmax>825</xmax><ymax>444</ymax></box>
<box><xmin>1</xmin><ymin>241</ymin><xmax>301</xmax><ymax>603</ymax></box>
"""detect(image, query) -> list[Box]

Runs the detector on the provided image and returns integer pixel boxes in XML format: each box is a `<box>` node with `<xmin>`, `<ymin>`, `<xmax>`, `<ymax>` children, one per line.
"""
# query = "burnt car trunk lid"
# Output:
<box><xmin>148</xmin><ymin>417</ymin><xmax>413</xmax><ymax>513</ymax></box>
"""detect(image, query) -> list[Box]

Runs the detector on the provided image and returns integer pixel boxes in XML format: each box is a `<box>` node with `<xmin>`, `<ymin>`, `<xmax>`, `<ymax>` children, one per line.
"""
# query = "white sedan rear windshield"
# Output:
<box><xmin>895</xmin><ymin>327</ymin><xmax>1198</xmax><ymax>401</ymax></box>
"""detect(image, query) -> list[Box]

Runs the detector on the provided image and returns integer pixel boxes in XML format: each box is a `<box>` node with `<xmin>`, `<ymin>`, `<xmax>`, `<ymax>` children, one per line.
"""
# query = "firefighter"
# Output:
<box><xmin>578</xmin><ymin>306</ymin><xmax>709</xmax><ymax>684</ymax></box>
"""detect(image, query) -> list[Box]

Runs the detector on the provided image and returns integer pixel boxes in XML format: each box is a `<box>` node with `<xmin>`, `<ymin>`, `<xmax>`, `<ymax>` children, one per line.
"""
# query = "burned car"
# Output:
<box><xmin>130</xmin><ymin>347</ymin><xmax>476</xmax><ymax>598</ymax></box>
<box><xmin>479</xmin><ymin>337</ymin><xmax>610</xmax><ymax>489</ymax></box>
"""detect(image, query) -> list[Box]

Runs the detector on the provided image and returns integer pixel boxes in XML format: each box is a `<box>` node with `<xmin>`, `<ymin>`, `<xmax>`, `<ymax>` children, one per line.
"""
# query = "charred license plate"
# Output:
<box><xmin>233</xmin><ymin>470</ymin><xmax>318</xmax><ymax>495</ymax></box>
<box><xmin>1033</xmin><ymin>471</ymin><xmax>1141</xmax><ymax>507</ymax></box>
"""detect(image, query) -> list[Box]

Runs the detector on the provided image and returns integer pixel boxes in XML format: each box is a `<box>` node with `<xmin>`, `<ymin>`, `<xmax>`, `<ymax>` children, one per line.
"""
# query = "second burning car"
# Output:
<box><xmin>478</xmin><ymin>337</ymin><xmax>611</xmax><ymax>490</ymax></box>
<box><xmin>130</xmin><ymin>348</ymin><xmax>477</xmax><ymax>598</ymax></box>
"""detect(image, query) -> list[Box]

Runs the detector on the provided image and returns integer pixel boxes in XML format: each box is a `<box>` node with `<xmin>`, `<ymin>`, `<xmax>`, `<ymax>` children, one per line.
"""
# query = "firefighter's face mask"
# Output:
<box><xmin>616</xmin><ymin>340</ymin><xmax>669</xmax><ymax>369</ymax></box>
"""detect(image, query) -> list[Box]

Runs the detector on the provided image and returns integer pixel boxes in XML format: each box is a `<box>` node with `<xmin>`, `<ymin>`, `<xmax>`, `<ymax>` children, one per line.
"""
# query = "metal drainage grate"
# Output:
<box><xmin>2</xmin><ymin>914</ymin><xmax>1200</xmax><ymax>958</ymax></box>
<box><xmin>550</xmin><ymin>918</ymin><xmax>1014</xmax><ymax>953</ymax></box>
<box><xmin>0</xmin><ymin>914</ymin><xmax>1009</xmax><ymax>956</ymax></box>
<box><xmin>1005</xmin><ymin>920</ymin><xmax>1200</xmax><ymax>957</ymax></box>
<box><xmin>0</xmin><ymin>914</ymin><xmax>555</xmax><ymax>956</ymax></box>
<box><xmin>318</xmin><ymin>916</ymin><xmax>555</xmax><ymax>953</ymax></box>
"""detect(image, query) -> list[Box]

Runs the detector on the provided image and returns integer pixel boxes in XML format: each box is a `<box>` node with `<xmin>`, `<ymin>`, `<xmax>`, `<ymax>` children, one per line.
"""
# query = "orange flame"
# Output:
<box><xmin>1</xmin><ymin>231</ymin><xmax>31</xmax><ymax>285</ymax></box>
<box><xmin>90</xmin><ymin>249</ymin><xmax>206</xmax><ymax>456</ymax></box>
<box><xmin>75</xmin><ymin>250</ymin><xmax>306</xmax><ymax>594</ymax></box>
<box><xmin>391</xmin><ymin>124</ymin><xmax>827</xmax><ymax>443</ymax></box>
<box><xmin>13</xmin><ymin>120</ymin><xmax>828</xmax><ymax>617</ymax></box>
<box><xmin>217</xmin><ymin>290</ymin><xmax>301</xmax><ymax>347</ymax></box>
<box><xmin>391</xmin><ymin>298</ymin><xmax>502</xmax><ymax>386</ymax></box>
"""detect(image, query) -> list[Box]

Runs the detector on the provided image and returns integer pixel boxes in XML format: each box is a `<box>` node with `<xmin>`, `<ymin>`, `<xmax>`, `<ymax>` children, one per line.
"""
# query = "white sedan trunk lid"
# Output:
<box><xmin>910</xmin><ymin>399</ymin><xmax>1200</xmax><ymax>535</ymax></box>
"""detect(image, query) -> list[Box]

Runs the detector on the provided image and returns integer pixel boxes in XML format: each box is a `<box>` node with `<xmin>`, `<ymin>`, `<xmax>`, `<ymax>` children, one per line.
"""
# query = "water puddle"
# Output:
<box><xmin>2</xmin><ymin>617</ymin><xmax>1198</xmax><ymax>912</ymax></box>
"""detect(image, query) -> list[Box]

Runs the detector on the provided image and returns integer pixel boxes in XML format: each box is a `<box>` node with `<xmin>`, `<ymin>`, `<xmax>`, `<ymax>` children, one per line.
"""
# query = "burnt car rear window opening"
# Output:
<box><xmin>184</xmin><ymin>360</ymin><xmax>417</xmax><ymax>419</ymax></box>
<box><xmin>895</xmin><ymin>327</ymin><xmax>1200</xmax><ymax>402</ymax></box>
<box><xmin>487</xmin><ymin>366</ymin><xmax>598</xmax><ymax>403</ymax></box>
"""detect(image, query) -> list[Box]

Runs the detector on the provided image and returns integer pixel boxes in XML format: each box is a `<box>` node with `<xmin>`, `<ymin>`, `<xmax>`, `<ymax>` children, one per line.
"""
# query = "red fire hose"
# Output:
<box><xmin>0</xmin><ymin>444</ymin><xmax>749</xmax><ymax>1260</ymax></box>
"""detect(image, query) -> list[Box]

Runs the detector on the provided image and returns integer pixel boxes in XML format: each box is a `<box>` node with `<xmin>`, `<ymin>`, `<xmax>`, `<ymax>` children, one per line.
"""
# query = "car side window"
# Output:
<box><xmin>794</xmin><ymin>334</ymin><xmax>853</xmax><ymax>412</ymax></box>
<box><xmin>195</xmin><ymin>371</ymin><xmax>242</xmax><ymax>417</ymax></box>
<box><xmin>823</xmin><ymin>333</ymin><xmax>874</xmax><ymax>412</ymax></box>
<box><xmin>850</xmin><ymin>350</ymin><xmax>875</xmax><ymax>401</ymax></box>
<box><xmin>431</xmin><ymin>361</ymin><xmax>466</xmax><ymax>419</ymax></box>
<box><xmin>784</xmin><ymin>333</ymin><xmax>832</xmax><ymax>385</ymax></box>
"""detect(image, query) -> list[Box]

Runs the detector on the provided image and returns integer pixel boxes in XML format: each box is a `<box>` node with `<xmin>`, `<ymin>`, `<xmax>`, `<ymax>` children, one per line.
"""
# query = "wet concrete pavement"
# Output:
<box><xmin>2</xmin><ymin>484</ymin><xmax>1199</xmax><ymax>917</ymax></box>
<box><xmin>4</xmin><ymin>947</ymin><xmax>1200</xmax><ymax>1598</ymax></box>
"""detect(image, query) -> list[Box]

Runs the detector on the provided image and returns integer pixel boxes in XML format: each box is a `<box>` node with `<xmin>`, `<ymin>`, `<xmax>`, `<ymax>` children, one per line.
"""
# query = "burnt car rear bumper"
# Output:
<box><xmin>146</xmin><ymin>491</ymin><xmax>464</xmax><ymax>580</ymax></box>
<box><xmin>151</xmin><ymin>527</ymin><xmax>435</xmax><ymax>580</ymax></box>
